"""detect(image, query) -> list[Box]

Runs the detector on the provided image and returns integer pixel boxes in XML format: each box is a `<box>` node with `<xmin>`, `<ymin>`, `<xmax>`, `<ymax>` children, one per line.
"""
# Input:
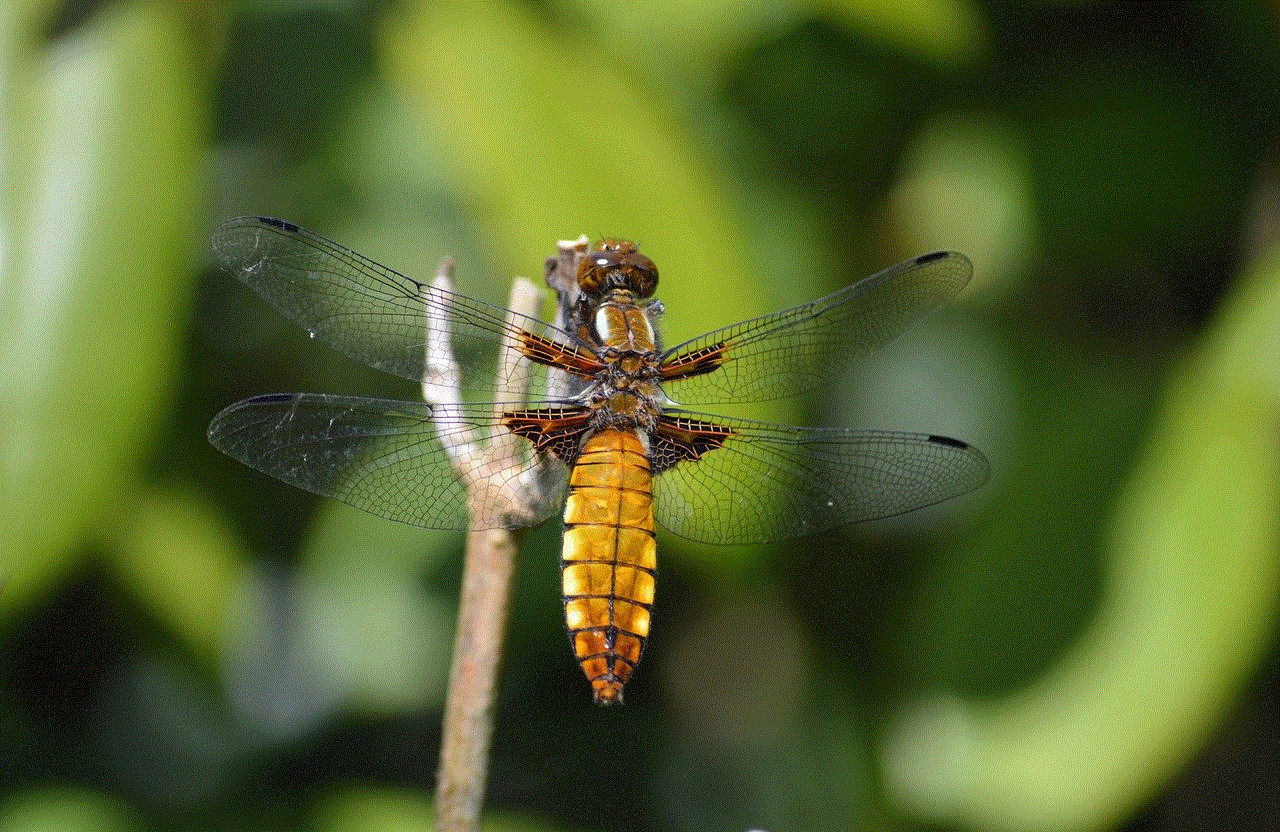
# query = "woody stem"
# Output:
<box><xmin>434</xmin><ymin>525</ymin><xmax>520</xmax><ymax>832</ymax></box>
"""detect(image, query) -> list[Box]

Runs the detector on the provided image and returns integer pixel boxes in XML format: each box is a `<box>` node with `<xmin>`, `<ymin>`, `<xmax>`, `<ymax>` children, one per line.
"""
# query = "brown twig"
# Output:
<box><xmin>427</xmin><ymin>251</ymin><xmax>569</xmax><ymax>832</ymax></box>
<box><xmin>434</xmin><ymin>524</ymin><xmax>519</xmax><ymax>832</ymax></box>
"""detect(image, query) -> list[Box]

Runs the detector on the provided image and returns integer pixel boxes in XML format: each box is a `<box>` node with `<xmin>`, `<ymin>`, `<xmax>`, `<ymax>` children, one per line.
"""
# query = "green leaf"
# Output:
<box><xmin>560</xmin><ymin>0</ymin><xmax>800</xmax><ymax>91</ymax></box>
<box><xmin>0</xmin><ymin>788</ymin><xmax>139</xmax><ymax>832</ymax></box>
<box><xmin>292</xmin><ymin>502</ymin><xmax>458</xmax><ymax>711</ymax></box>
<box><xmin>821</xmin><ymin>0</ymin><xmax>989</xmax><ymax>67</ymax></box>
<box><xmin>295</xmin><ymin>567</ymin><xmax>453</xmax><ymax>712</ymax></box>
<box><xmin>106</xmin><ymin>488</ymin><xmax>247</xmax><ymax>660</ymax></box>
<box><xmin>882</xmin><ymin>247</ymin><xmax>1280</xmax><ymax>831</ymax></box>
<box><xmin>0</xmin><ymin>1</ymin><xmax>203</xmax><ymax>613</ymax></box>
<box><xmin>301</xmin><ymin>499</ymin><xmax>460</xmax><ymax>583</ymax></box>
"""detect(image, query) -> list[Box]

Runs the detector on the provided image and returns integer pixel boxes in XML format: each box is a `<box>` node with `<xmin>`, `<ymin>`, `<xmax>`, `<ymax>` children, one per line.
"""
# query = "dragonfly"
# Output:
<box><xmin>207</xmin><ymin>217</ymin><xmax>989</xmax><ymax>704</ymax></box>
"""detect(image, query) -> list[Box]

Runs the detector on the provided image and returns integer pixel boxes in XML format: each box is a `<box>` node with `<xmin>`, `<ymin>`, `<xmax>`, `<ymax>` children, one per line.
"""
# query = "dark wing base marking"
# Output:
<box><xmin>517</xmin><ymin>331</ymin><xmax>604</xmax><ymax>377</ymax></box>
<box><xmin>651</xmin><ymin>414</ymin><xmax>735</xmax><ymax>473</ymax></box>
<box><xmin>659</xmin><ymin>342</ymin><xmax>729</xmax><ymax>381</ymax></box>
<box><xmin>501</xmin><ymin>407</ymin><xmax>594</xmax><ymax>463</ymax></box>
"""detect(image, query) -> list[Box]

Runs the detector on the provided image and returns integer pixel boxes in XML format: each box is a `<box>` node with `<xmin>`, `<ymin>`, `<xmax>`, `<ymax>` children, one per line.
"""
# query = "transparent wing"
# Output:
<box><xmin>207</xmin><ymin>393</ymin><xmax>568</xmax><ymax>530</ymax></box>
<box><xmin>212</xmin><ymin>217</ymin><xmax>578</xmax><ymax>396</ymax></box>
<box><xmin>652</xmin><ymin>410</ymin><xmax>989</xmax><ymax>544</ymax></box>
<box><xmin>659</xmin><ymin>252</ymin><xmax>972</xmax><ymax>405</ymax></box>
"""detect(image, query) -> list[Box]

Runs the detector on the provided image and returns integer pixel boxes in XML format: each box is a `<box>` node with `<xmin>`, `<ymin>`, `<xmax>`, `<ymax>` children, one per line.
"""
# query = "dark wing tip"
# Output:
<box><xmin>927</xmin><ymin>434</ymin><xmax>992</xmax><ymax>491</ymax></box>
<box><xmin>917</xmin><ymin>251</ymin><xmax>974</xmax><ymax>299</ymax></box>
<box><xmin>257</xmin><ymin>217</ymin><xmax>299</xmax><ymax>232</ymax></box>
<box><xmin>212</xmin><ymin>215</ymin><xmax>290</xmax><ymax>231</ymax></box>
<box><xmin>913</xmin><ymin>250</ymin><xmax>970</xmax><ymax>266</ymax></box>
<box><xmin>917</xmin><ymin>251</ymin><xmax>973</xmax><ymax>282</ymax></box>
<box><xmin>246</xmin><ymin>392</ymin><xmax>298</xmax><ymax>404</ymax></box>
<box><xmin>210</xmin><ymin>216</ymin><xmax>301</xmax><ymax>246</ymax></box>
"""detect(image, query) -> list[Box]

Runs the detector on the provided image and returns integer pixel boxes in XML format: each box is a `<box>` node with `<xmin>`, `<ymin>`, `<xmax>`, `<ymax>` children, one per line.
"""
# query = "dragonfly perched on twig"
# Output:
<box><xmin>208</xmin><ymin>217</ymin><xmax>989</xmax><ymax>703</ymax></box>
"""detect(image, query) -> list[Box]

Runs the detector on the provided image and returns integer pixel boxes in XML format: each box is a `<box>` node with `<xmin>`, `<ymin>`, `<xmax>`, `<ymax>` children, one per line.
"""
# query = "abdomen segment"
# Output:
<box><xmin>561</xmin><ymin>429</ymin><xmax>657</xmax><ymax>703</ymax></box>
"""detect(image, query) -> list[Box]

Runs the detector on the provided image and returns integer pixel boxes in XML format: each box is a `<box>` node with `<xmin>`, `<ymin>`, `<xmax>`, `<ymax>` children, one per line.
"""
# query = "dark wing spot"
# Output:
<box><xmin>927</xmin><ymin>434</ymin><xmax>969</xmax><ymax>449</ymax></box>
<box><xmin>247</xmin><ymin>392</ymin><xmax>297</xmax><ymax>404</ymax></box>
<box><xmin>914</xmin><ymin>251</ymin><xmax>950</xmax><ymax>265</ymax></box>
<box><xmin>258</xmin><ymin>217</ymin><xmax>299</xmax><ymax>232</ymax></box>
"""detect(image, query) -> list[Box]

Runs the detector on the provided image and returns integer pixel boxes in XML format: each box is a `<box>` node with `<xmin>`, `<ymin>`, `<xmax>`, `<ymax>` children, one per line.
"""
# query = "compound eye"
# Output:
<box><xmin>577</xmin><ymin>249</ymin><xmax>617</xmax><ymax>293</ymax></box>
<box><xmin>577</xmin><ymin>239</ymin><xmax>657</xmax><ymax>296</ymax></box>
<box><xmin>628</xmin><ymin>252</ymin><xmax>656</xmax><ymax>274</ymax></box>
<box><xmin>627</xmin><ymin>254</ymin><xmax>659</xmax><ymax>297</ymax></box>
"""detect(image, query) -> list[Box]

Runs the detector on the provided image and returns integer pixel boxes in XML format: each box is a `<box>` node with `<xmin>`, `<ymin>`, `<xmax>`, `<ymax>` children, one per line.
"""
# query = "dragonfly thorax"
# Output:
<box><xmin>581</xmin><ymin>291</ymin><xmax>659</xmax><ymax>352</ymax></box>
<box><xmin>589</xmin><ymin>388</ymin><xmax>661</xmax><ymax>432</ymax></box>
<box><xmin>579</xmin><ymin>347</ymin><xmax>663</xmax><ymax>432</ymax></box>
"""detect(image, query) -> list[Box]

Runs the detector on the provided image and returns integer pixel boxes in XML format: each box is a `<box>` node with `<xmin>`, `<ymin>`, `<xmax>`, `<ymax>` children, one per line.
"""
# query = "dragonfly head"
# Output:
<box><xmin>579</xmin><ymin>239</ymin><xmax>658</xmax><ymax>298</ymax></box>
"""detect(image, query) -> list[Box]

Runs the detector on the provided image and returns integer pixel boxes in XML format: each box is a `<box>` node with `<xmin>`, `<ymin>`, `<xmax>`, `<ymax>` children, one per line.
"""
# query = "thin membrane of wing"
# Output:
<box><xmin>660</xmin><ymin>252</ymin><xmax>972</xmax><ymax>405</ymax></box>
<box><xmin>211</xmin><ymin>217</ymin><xmax>576</xmax><ymax>397</ymax></box>
<box><xmin>207</xmin><ymin>392</ymin><xmax>567</xmax><ymax>530</ymax></box>
<box><xmin>652</xmin><ymin>409</ymin><xmax>989</xmax><ymax>544</ymax></box>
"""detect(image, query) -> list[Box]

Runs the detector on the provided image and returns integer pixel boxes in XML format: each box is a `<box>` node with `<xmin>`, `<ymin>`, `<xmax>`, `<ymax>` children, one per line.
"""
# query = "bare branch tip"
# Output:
<box><xmin>556</xmin><ymin>234</ymin><xmax>590</xmax><ymax>254</ymax></box>
<box><xmin>506</xmin><ymin>276</ymin><xmax>543</xmax><ymax>318</ymax></box>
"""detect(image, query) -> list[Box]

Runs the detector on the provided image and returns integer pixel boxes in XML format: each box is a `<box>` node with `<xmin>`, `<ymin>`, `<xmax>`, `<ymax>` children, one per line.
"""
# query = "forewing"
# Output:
<box><xmin>652</xmin><ymin>410</ymin><xmax>989</xmax><ymax>544</ymax></box>
<box><xmin>659</xmin><ymin>252</ymin><xmax>972</xmax><ymax>404</ymax></box>
<box><xmin>211</xmin><ymin>217</ymin><xmax>577</xmax><ymax>395</ymax></box>
<box><xmin>207</xmin><ymin>393</ymin><xmax>568</xmax><ymax>530</ymax></box>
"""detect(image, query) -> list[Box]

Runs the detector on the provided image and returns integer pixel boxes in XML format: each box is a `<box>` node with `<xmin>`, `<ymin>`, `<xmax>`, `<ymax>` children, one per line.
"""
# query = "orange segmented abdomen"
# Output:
<box><xmin>561</xmin><ymin>428</ymin><xmax>656</xmax><ymax>704</ymax></box>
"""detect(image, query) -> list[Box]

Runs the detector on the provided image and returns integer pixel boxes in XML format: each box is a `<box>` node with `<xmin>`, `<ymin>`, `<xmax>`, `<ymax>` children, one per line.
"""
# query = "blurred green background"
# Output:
<box><xmin>2</xmin><ymin>1</ymin><xmax>1278</xmax><ymax>830</ymax></box>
